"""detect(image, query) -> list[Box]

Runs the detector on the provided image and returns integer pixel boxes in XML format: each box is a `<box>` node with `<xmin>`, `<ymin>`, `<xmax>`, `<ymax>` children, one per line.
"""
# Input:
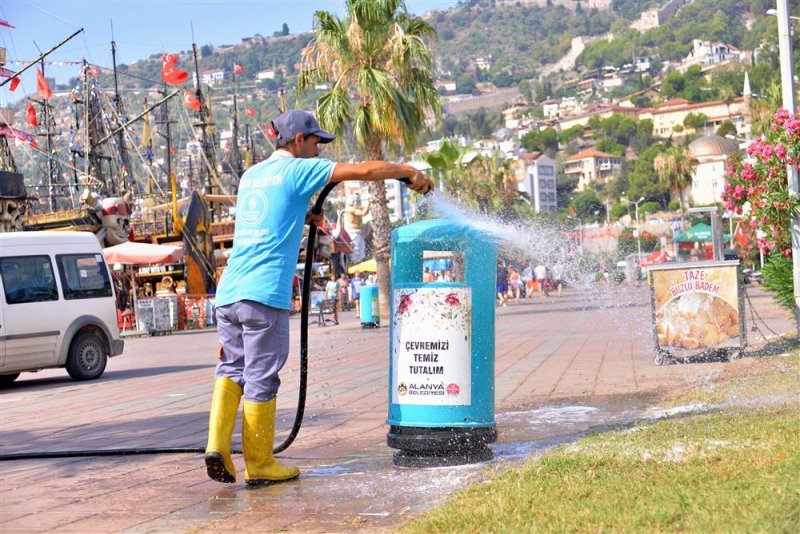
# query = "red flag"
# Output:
<box><xmin>36</xmin><ymin>68</ymin><xmax>52</xmax><ymax>100</ymax></box>
<box><xmin>85</xmin><ymin>65</ymin><xmax>100</xmax><ymax>78</ymax></box>
<box><xmin>170</xmin><ymin>146</ymin><xmax>177</xmax><ymax>154</ymax></box>
<box><xmin>10</xmin><ymin>76</ymin><xmax>20</xmax><ymax>92</ymax></box>
<box><xmin>569</xmin><ymin>205</ymin><xmax>576</xmax><ymax>216</ymax></box>
<box><xmin>265</xmin><ymin>123</ymin><xmax>277</xmax><ymax>139</ymax></box>
<box><xmin>183</xmin><ymin>89</ymin><xmax>201</xmax><ymax>111</ymax></box>
<box><xmin>234</xmin><ymin>64</ymin><xmax>244</xmax><ymax>74</ymax></box>
<box><xmin>162</xmin><ymin>53</ymin><xmax>179</xmax><ymax>65</ymax></box>
<box><xmin>26</xmin><ymin>102</ymin><xmax>38</xmax><ymax>127</ymax></box>
<box><xmin>0</xmin><ymin>19</ymin><xmax>14</xmax><ymax>28</ymax></box>
<box><xmin>245</xmin><ymin>107</ymin><xmax>256</xmax><ymax>117</ymax></box>
<box><xmin>0</xmin><ymin>125</ymin><xmax>38</xmax><ymax>148</ymax></box>
<box><xmin>162</xmin><ymin>64</ymin><xmax>188</xmax><ymax>85</ymax></box>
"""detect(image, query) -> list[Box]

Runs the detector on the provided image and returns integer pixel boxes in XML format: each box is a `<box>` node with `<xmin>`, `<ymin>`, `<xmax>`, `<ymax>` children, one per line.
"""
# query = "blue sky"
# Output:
<box><xmin>1</xmin><ymin>0</ymin><xmax>457</xmax><ymax>103</ymax></box>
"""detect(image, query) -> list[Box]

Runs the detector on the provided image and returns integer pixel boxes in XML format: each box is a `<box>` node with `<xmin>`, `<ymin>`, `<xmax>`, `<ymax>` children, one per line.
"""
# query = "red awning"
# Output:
<box><xmin>103</xmin><ymin>241</ymin><xmax>184</xmax><ymax>265</ymax></box>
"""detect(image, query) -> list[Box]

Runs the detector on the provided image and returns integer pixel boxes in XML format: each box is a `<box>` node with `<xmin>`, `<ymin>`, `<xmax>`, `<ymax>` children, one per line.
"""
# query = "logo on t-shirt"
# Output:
<box><xmin>239</xmin><ymin>191</ymin><xmax>269</xmax><ymax>226</ymax></box>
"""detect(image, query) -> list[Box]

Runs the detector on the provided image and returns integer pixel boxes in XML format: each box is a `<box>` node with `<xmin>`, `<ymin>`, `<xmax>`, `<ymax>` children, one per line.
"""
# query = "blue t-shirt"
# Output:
<box><xmin>215</xmin><ymin>152</ymin><xmax>334</xmax><ymax>310</ymax></box>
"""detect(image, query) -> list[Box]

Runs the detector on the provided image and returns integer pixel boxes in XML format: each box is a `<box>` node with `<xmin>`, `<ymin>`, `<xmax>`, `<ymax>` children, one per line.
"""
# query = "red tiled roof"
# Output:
<box><xmin>642</xmin><ymin>96</ymin><xmax>745</xmax><ymax>116</ymax></box>
<box><xmin>656</xmin><ymin>98</ymin><xmax>689</xmax><ymax>108</ymax></box>
<box><xmin>565</xmin><ymin>148</ymin><xmax>619</xmax><ymax>162</ymax></box>
<box><xmin>519</xmin><ymin>151</ymin><xmax>543</xmax><ymax>162</ymax></box>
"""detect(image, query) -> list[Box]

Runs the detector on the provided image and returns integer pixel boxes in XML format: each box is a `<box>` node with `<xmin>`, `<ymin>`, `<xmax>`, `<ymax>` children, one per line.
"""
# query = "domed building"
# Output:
<box><xmin>687</xmin><ymin>134</ymin><xmax>739</xmax><ymax>206</ymax></box>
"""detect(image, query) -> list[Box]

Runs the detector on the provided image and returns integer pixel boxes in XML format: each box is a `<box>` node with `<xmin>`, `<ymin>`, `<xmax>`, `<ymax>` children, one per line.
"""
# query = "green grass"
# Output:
<box><xmin>399</xmin><ymin>350</ymin><xmax>800</xmax><ymax>533</ymax></box>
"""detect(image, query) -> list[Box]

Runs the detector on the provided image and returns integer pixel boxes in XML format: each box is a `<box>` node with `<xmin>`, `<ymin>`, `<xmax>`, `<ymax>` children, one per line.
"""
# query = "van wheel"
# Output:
<box><xmin>0</xmin><ymin>373</ymin><xmax>20</xmax><ymax>386</ymax></box>
<box><xmin>66</xmin><ymin>332</ymin><xmax>108</xmax><ymax>381</ymax></box>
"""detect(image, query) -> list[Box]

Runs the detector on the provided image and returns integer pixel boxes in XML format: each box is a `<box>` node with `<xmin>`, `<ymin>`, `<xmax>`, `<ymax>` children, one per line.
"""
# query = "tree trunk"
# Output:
<box><xmin>368</xmin><ymin>180</ymin><xmax>393</xmax><ymax>321</ymax></box>
<box><xmin>365</xmin><ymin>139</ymin><xmax>393</xmax><ymax>321</ymax></box>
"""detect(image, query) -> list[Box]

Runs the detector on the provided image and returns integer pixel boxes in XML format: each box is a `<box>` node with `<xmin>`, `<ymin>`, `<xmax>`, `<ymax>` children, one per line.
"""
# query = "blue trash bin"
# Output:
<box><xmin>359</xmin><ymin>284</ymin><xmax>380</xmax><ymax>328</ymax></box>
<box><xmin>387</xmin><ymin>218</ymin><xmax>497</xmax><ymax>467</ymax></box>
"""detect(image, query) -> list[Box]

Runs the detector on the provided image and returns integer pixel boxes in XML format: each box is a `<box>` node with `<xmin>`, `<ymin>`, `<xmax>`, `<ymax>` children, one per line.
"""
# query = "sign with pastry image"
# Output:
<box><xmin>651</xmin><ymin>265</ymin><xmax>740</xmax><ymax>352</ymax></box>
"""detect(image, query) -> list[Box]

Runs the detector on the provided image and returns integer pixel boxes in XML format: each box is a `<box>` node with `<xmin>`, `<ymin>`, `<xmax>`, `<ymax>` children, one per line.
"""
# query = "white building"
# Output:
<box><xmin>200</xmin><ymin>69</ymin><xmax>225</xmax><ymax>86</ymax></box>
<box><xmin>564</xmin><ymin>148</ymin><xmax>621</xmax><ymax>191</ymax></box>
<box><xmin>516</xmin><ymin>152</ymin><xmax>557</xmax><ymax>213</ymax></box>
<box><xmin>687</xmin><ymin>135</ymin><xmax>739</xmax><ymax>206</ymax></box>
<box><xmin>256</xmin><ymin>69</ymin><xmax>276</xmax><ymax>81</ymax></box>
<box><xmin>679</xmin><ymin>39</ymin><xmax>740</xmax><ymax>72</ymax></box>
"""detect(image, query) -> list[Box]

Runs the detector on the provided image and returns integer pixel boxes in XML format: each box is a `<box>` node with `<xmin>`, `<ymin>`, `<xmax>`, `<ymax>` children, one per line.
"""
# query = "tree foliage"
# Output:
<box><xmin>298</xmin><ymin>0</ymin><xmax>440</xmax><ymax>320</ymax></box>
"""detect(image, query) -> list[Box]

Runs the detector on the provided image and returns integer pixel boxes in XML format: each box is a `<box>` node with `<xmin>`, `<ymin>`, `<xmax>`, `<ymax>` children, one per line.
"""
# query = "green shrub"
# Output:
<box><xmin>617</xmin><ymin>227</ymin><xmax>659</xmax><ymax>255</ymax></box>
<box><xmin>641</xmin><ymin>201</ymin><xmax>660</xmax><ymax>214</ymax></box>
<box><xmin>609</xmin><ymin>204</ymin><xmax>629</xmax><ymax>221</ymax></box>
<box><xmin>668</xmin><ymin>200</ymin><xmax>681</xmax><ymax>211</ymax></box>
<box><xmin>762</xmin><ymin>254</ymin><xmax>795</xmax><ymax>312</ymax></box>
<box><xmin>610</xmin><ymin>269</ymin><xmax>626</xmax><ymax>284</ymax></box>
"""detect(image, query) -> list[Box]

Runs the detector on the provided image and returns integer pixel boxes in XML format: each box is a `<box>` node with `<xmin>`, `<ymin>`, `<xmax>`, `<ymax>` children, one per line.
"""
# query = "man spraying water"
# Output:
<box><xmin>205</xmin><ymin>109</ymin><xmax>433</xmax><ymax>486</ymax></box>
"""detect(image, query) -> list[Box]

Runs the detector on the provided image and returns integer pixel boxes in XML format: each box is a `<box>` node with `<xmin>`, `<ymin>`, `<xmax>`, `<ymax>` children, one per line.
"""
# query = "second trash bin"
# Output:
<box><xmin>359</xmin><ymin>283</ymin><xmax>379</xmax><ymax>328</ymax></box>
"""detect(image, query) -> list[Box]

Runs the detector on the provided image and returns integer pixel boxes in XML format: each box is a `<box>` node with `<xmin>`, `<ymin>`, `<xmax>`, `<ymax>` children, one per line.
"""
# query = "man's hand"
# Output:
<box><xmin>407</xmin><ymin>169</ymin><xmax>434</xmax><ymax>195</ymax></box>
<box><xmin>305</xmin><ymin>210</ymin><xmax>324</xmax><ymax>226</ymax></box>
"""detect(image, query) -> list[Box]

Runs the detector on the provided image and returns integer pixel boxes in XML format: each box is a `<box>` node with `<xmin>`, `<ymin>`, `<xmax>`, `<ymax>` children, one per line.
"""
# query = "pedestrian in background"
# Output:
<box><xmin>496</xmin><ymin>259</ymin><xmax>509</xmax><ymax>307</ymax></box>
<box><xmin>552</xmin><ymin>261</ymin><xmax>566</xmax><ymax>297</ymax></box>
<box><xmin>534</xmin><ymin>262</ymin><xmax>548</xmax><ymax>298</ymax></box>
<box><xmin>508</xmin><ymin>266</ymin><xmax>521</xmax><ymax>301</ymax></box>
<box><xmin>523</xmin><ymin>263</ymin><xmax>535</xmax><ymax>299</ymax></box>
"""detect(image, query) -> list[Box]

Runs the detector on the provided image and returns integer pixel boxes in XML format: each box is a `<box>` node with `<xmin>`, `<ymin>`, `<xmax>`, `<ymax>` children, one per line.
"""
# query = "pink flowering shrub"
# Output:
<box><xmin>722</xmin><ymin>109</ymin><xmax>800</xmax><ymax>311</ymax></box>
<box><xmin>722</xmin><ymin>108</ymin><xmax>800</xmax><ymax>259</ymax></box>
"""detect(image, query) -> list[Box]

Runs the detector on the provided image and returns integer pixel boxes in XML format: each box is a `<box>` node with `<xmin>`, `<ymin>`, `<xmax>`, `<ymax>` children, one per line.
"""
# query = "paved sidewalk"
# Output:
<box><xmin>0</xmin><ymin>285</ymin><xmax>794</xmax><ymax>532</ymax></box>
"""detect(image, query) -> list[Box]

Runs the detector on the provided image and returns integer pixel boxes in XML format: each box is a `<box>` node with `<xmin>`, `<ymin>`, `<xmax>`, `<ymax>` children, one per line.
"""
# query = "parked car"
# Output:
<box><xmin>0</xmin><ymin>232</ymin><xmax>124</xmax><ymax>385</ymax></box>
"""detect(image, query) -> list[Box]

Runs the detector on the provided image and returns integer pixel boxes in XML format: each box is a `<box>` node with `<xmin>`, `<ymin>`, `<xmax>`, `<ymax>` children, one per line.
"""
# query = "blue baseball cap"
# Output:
<box><xmin>271</xmin><ymin>109</ymin><xmax>336</xmax><ymax>144</ymax></box>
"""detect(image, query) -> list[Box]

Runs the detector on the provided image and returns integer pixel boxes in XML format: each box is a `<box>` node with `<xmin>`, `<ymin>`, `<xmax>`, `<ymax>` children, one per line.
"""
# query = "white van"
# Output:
<box><xmin>0</xmin><ymin>232</ymin><xmax>124</xmax><ymax>384</ymax></box>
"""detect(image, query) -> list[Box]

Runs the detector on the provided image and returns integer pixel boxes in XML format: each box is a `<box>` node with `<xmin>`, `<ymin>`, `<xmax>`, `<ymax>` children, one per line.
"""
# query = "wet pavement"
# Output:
<box><xmin>0</xmin><ymin>285</ymin><xmax>795</xmax><ymax>532</ymax></box>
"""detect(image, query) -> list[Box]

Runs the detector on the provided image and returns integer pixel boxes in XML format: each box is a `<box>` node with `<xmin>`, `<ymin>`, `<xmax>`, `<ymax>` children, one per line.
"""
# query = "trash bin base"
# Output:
<box><xmin>360</xmin><ymin>321</ymin><xmax>380</xmax><ymax>329</ymax></box>
<box><xmin>392</xmin><ymin>446</ymin><xmax>492</xmax><ymax>468</ymax></box>
<box><xmin>387</xmin><ymin>425</ymin><xmax>496</xmax><ymax>467</ymax></box>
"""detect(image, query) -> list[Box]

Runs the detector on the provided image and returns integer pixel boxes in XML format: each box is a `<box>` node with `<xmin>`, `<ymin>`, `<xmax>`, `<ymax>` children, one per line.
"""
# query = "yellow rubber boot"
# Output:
<box><xmin>242</xmin><ymin>398</ymin><xmax>300</xmax><ymax>486</ymax></box>
<box><xmin>205</xmin><ymin>376</ymin><xmax>242</xmax><ymax>483</ymax></box>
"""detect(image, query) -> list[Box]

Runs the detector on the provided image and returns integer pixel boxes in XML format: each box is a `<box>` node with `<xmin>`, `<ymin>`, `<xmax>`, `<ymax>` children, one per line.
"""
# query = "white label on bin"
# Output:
<box><xmin>392</xmin><ymin>287</ymin><xmax>471</xmax><ymax>405</ymax></box>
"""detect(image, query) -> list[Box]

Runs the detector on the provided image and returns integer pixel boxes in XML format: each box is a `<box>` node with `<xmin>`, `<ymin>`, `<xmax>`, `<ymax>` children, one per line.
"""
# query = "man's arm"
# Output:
<box><xmin>329</xmin><ymin>161</ymin><xmax>433</xmax><ymax>194</ymax></box>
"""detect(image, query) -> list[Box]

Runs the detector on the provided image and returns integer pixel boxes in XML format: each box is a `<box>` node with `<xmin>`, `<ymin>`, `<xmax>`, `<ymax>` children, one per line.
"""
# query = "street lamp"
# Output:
<box><xmin>623</xmin><ymin>195</ymin><xmax>646</xmax><ymax>259</ymax></box>
<box><xmin>766</xmin><ymin>8</ymin><xmax>800</xmax><ymax>19</ymax></box>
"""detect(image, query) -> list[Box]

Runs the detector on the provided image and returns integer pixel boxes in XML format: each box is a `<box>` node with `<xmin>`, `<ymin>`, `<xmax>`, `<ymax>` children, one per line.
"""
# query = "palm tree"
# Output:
<box><xmin>422</xmin><ymin>140</ymin><xmax>525</xmax><ymax>216</ymax></box>
<box><xmin>654</xmin><ymin>145</ymin><xmax>694</xmax><ymax>228</ymax></box>
<box><xmin>419</xmin><ymin>140</ymin><xmax>468</xmax><ymax>195</ymax></box>
<box><xmin>750</xmin><ymin>81</ymin><xmax>782</xmax><ymax>136</ymax></box>
<box><xmin>298</xmin><ymin>0</ymin><xmax>441</xmax><ymax>320</ymax></box>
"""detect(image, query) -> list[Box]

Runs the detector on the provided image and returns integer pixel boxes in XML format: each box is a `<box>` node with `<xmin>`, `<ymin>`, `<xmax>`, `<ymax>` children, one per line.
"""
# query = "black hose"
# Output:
<box><xmin>273</xmin><ymin>181</ymin><xmax>339</xmax><ymax>453</ymax></box>
<box><xmin>0</xmin><ymin>182</ymin><xmax>342</xmax><ymax>462</ymax></box>
<box><xmin>1</xmin><ymin>179</ymin><xmax>420</xmax><ymax>462</ymax></box>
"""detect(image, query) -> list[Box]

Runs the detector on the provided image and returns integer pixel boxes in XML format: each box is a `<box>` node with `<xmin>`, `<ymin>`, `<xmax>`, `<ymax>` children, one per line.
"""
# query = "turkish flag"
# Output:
<box><xmin>234</xmin><ymin>64</ymin><xmax>244</xmax><ymax>74</ymax></box>
<box><xmin>10</xmin><ymin>76</ymin><xmax>20</xmax><ymax>91</ymax></box>
<box><xmin>183</xmin><ymin>89</ymin><xmax>201</xmax><ymax>111</ymax></box>
<box><xmin>26</xmin><ymin>102</ymin><xmax>38</xmax><ymax>127</ymax></box>
<box><xmin>265</xmin><ymin>123</ymin><xmax>277</xmax><ymax>139</ymax></box>
<box><xmin>162</xmin><ymin>53</ymin><xmax>179</xmax><ymax>65</ymax></box>
<box><xmin>36</xmin><ymin>68</ymin><xmax>52</xmax><ymax>100</ymax></box>
<box><xmin>170</xmin><ymin>146</ymin><xmax>177</xmax><ymax>154</ymax></box>
<box><xmin>162</xmin><ymin>64</ymin><xmax>188</xmax><ymax>85</ymax></box>
<box><xmin>0</xmin><ymin>18</ymin><xmax>14</xmax><ymax>29</ymax></box>
<box><xmin>245</xmin><ymin>107</ymin><xmax>256</xmax><ymax>117</ymax></box>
